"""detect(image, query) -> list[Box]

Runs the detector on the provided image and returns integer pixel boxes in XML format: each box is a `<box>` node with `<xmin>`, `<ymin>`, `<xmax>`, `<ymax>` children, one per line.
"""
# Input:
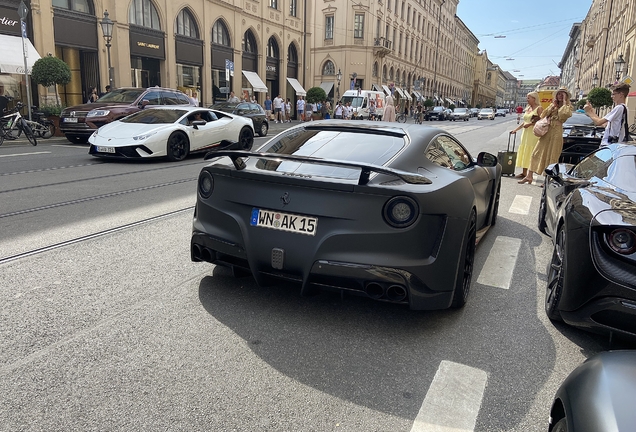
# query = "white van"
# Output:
<box><xmin>340</xmin><ymin>90</ymin><xmax>386</xmax><ymax>120</ymax></box>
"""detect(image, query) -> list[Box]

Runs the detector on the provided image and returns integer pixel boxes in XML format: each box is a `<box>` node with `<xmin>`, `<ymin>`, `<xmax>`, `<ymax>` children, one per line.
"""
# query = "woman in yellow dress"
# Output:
<box><xmin>510</xmin><ymin>92</ymin><xmax>543</xmax><ymax>179</ymax></box>
<box><xmin>520</xmin><ymin>87</ymin><xmax>573</xmax><ymax>185</ymax></box>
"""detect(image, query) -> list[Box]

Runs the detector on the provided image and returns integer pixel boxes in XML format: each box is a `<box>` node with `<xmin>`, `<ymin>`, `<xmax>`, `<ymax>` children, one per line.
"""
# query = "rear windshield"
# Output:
<box><xmin>255</xmin><ymin>129</ymin><xmax>406</xmax><ymax>180</ymax></box>
<box><xmin>97</xmin><ymin>89</ymin><xmax>145</xmax><ymax>104</ymax></box>
<box><xmin>454</xmin><ymin>108</ymin><xmax>467</xmax><ymax>113</ymax></box>
<box><xmin>480</xmin><ymin>109</ymin><xmax>493</xmax><ymax>113</ymax></box>
<box><xmin>121</xmin><ymin>109</ymin><xmax>187</xmax><ymax>124</ymax></box>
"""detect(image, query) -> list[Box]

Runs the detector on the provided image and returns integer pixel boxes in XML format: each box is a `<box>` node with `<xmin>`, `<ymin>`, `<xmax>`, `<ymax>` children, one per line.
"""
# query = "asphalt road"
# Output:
<box><xmin>0</xmin><ymin>117</ymin><xmax>632</xmax><ymax>432</ymax></box>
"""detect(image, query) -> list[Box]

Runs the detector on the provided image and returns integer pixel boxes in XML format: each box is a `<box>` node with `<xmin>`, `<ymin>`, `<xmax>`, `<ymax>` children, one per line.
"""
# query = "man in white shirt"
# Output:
<box><xmin>228</xmin><ymin>91</ymin><xmax>240</xmax><ymax>103</ymax></box>
<box><xmin>296</xmin><ymin>96</ymin><xmax>305</xmax><ymax>121</ymax></box>
<box><xmin>273</xmin><ymin>94</ymin><xmax>284</xmax><ymax>123</ymax></box>
<box><xmin>585</xmin><ymin>82</ymin><xmax>631</xmax><ymax>145</ymax></box>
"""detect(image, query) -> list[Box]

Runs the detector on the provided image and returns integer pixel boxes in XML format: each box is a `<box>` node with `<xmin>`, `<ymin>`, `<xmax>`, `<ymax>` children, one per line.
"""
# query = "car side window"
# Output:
<box><xmin>142</xmin><ymin>91</ymin><xmax>163</xmax><ymax>106</ymax></box>
<box><xmin>163</xmin><ymin>92</ymin><xmax>181</xmax><ymax>105</ymax></box>
<box><xmin>570</xmin><ymin>148</ymin><xmax>613</xmax><ymax>179</ymax></box>
<box><xmin>426</xmin><ymin>136</ymin><xmax>472</xmax><ymax>171</ymax></box>
<box><xmin>236</xmin><ymin>103</ymin><xmax>250</xmax><ymax>114</ymax></box>
<box><xmin>177</xmin><ymin>93</ymin><xmax>192</xmax><ymax>105</ymax></box>
<box><xmin>249</xmin><ymin>103</ymin><xmax>261</xmax><ymax>113</ymax></box>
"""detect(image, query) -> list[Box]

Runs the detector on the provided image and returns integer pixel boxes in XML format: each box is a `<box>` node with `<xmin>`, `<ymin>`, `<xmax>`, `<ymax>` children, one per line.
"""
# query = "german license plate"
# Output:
<box><xmin>96</xmin><ymin>146</ymin><xmax>116</xmax><ymax>153</ymax></box>
<box><xmin>63</xmin><ymin>117</ymin><xmax>78</xmax><ymax>123</ymax></box>
<box><xmin>250</xmin><ymin>208</ymin><xmax>317</xmax><ymax>236</ymax></box>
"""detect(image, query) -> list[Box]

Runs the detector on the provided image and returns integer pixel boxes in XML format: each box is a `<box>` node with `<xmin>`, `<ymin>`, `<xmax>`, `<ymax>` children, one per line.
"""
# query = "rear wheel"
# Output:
<box><xmin>451</xmin><ymin>211</ymin><xmax>476</xmax><ymax>308</ymax></box>
<box><xmin>258</xmin><ymin>121</ymin><xmax>268</xmax><ymax>137</ymax></box>
<box><xmin>490</xmin><ymin>181</ymin><xmax>501</xmax><ymax>226</ymax></box>
<box><xmin>545</xmin><ymin>227</ymin><xmax>566</xmax><ymax>321</ymax></box>
<box><xmin>166</xmin><ymin>132</ymin><xmax>189</xmax><ymax>162</ymax></box>
<box><xmin>40</xmin><ymin>121</ymin><xmax>55</xmax><ymax>139</ymax></box>
<box><xmin>538</xmin><ymin>186</ymin><xmax>548</xmax><ymax>234</ymax></box>
<box><xmin>21</xmin><ymin>119</ymin><xmax>37</xmax><ymax>146</ymax></box>
<box><xmin>239</xmin><ymin>127</ymin><xmax>254</xmax><ymax>150</ymax></box>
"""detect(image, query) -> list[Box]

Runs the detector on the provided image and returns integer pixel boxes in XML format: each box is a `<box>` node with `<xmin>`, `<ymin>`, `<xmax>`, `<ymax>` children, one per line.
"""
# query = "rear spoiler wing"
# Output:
<box><xmin>204</xmin><ymin>150</ymin><xmax>432</xmax><ymax>186</ymax></box>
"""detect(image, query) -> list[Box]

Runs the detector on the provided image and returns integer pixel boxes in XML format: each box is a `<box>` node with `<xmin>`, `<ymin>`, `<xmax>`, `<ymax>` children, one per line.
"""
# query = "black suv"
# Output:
<box><xmin>60</xmin><ymin>87</ymin><xmax>194</xmax><ymax>143</ymax></box>
<box><xmin>425</xmin><ymin>106</ymin><xmax>447</xmax><ymax>121</ymax></box>
<box><xmin>211</xmin><ymin>102</ymin><xmax>269</xmax><ymax>137</ymax></box>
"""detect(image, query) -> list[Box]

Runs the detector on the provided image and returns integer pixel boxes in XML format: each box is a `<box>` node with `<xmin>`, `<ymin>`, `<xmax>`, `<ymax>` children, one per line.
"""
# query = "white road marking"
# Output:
<box><xmin>509</xmin><ymin>195</ymin><xmax>533</xmax><ymax>215</ymax></box>
<box><xmin>0</xmin><ymin>151</ymin><xmax>51</xmax><ymax>158</ymax></box>
<box><xmin>411</xmin><ymin>360</ymin><xmax>488</xmax><ymax>432</ymax></box>
<box><xmin>477</xmin><ymin>236</ymin><xmax>522</xmax><ymax>289</ymax></box>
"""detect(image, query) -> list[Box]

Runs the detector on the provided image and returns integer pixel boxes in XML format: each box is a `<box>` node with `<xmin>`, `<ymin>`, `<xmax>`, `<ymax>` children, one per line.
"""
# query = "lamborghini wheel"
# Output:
<box><xmin>451</xmin><ymin>211</ymin><xmax>476</xmax><ymax>308</ymax></box>
<box><xmin>167</xmin><ymin>131</ymin><xmax>190</xmax><ymax>162</ymax></box>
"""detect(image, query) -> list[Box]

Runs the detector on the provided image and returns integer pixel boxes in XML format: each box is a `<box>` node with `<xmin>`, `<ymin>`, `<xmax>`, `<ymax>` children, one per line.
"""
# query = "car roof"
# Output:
<box><xmin>136</xmin><ymin>106</ymin><xmax>212</xmax><ymax>112</ymax></box>
<box><xmin>565</xmin><ymin>112</ymin><xmax>595</xmax><ymax>126</ymax></box>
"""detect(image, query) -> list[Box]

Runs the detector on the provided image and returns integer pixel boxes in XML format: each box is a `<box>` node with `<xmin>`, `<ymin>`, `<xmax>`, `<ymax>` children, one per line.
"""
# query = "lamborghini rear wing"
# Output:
<box><xmin>204</xmin><ymin>150</ymin><xmax>432</xmax><ymax>186</ymax></box>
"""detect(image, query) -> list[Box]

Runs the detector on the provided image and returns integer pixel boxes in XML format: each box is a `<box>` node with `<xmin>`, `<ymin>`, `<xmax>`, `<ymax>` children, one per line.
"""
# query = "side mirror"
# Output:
<box><xmin>139</xmin><ymin>100</ymin><xmax>150</xmax><ymax>108</ymax></box>
<box><xmin>236</xmin><ymin>110</ymin><xmax>245</xmax><ymax>116</ymax></box>
<box><xmin>544</xmin><ymin>163</ymin><xmax>560</xmax><ymax>178</ymax></box>
<box><xmin>476</xmin><ymin>152</ymin><xmax>497</xmax><ymax>167</ymax></box>
<box><xmin>203</xmin><ymin>140</ymin><xmax>245</xmax><ymax>160</ymax></box>
<box><xmin>190</xmin><ymin>120</ymin><xmax>207</xmax><ymax>129</ymax></box>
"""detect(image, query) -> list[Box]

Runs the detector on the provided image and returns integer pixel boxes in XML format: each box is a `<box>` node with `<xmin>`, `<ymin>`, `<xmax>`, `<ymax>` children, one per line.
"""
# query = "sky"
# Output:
<box><xmin>455</xmin><ymin>0</ymin><xmax>593</xmax><ymax>81</ymax></box>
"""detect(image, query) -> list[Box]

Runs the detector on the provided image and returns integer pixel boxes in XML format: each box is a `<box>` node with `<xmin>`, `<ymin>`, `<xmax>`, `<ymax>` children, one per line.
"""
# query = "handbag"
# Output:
<box><xmin>533</xmin><ymin>116</ymin><xmax>551</xmax><ymax>137</ymax></box>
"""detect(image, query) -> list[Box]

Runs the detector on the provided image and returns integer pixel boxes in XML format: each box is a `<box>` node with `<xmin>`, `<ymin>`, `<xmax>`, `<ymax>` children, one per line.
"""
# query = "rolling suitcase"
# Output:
<box><xmin>498</xmin><ymin>133</ymin><xmax>517</xmax><ymax>176</ymax></box>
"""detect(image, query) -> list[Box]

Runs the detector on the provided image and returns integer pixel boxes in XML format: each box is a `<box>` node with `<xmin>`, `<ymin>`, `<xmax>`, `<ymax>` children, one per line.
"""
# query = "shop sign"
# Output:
<box><xmin>0</xmin><ymin>6</ymin><xmax>22</xmax><ymax>36</ymax></box>
<box><xmin>266</xmin><ymin>65</ymin><xmax>276</xmax><ymax>73</ymax></box>
<box><xmin>129</xmin><ymin>28</ymin><xmax>165</xmax><ymax>59</ymax></box>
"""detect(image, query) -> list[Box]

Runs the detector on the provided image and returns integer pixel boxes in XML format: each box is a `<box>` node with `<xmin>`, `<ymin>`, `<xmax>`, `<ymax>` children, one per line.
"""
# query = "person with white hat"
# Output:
<box><xmin>520</xmin><ymin>87</ymin><xmax>573</xmax><ymax>185</ymax></box>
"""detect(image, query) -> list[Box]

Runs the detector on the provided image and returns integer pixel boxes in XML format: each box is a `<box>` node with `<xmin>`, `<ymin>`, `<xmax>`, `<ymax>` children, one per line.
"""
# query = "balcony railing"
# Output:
<box><xmin>374</xmin><ymin>37</ymin><xmax>393</xmax><ymax>57</ymax></box>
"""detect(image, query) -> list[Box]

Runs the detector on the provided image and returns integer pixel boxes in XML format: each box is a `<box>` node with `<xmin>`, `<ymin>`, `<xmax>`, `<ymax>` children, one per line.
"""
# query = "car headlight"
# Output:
<box><xmin>198</xmin><ymin>171</ymin><xmax>214</xmax><ymax>198</ymax></box>
<box><xmin>133</xmin><ymin>131</ymin><xmax>157</xmax><ymax>141</ymax></box>
<box><xmin>606</xmin><ymin>229</ymin><xmax>636</xmax><ymax>254</ymax></box>
<box><xmin>87</xmin><ymin>110</ymin><xmax>110</xmax><ymax>117</ymax></box>
<box><xmin>383</xmin><ymin>196</ymin><xmax>418</xmax><ymax>228</ymax></box>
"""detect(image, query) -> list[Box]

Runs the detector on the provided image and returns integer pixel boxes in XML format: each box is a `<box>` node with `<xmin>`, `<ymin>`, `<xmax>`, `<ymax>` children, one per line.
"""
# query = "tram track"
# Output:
<box><xmin>0</xmin><ymin>206</ymin><xmax>194</xmax><ymax>266</ymax></box>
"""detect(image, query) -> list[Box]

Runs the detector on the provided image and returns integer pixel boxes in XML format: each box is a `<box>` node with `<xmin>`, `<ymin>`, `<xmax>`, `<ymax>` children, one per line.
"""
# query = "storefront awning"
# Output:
<box><xmin>320</xmin><ymin>81</ymin><xmax>334</xmax><ymax>96</ymax></box>
<box><xmin>403</xmin><ymin>91</ymin><xmax>412</xmax><ymax>101</ymax></box>
<box><xmin>382</xmin><ymin>85</ymin><xmax>392</xmax><ymax>96</ymax></box>
<box><xmin>372</xmin><ymin>84</ymin><xmax>383</xmax><ymax>92</ymax></box>
<box><xmin>445</xmin><ymin>98</ymin><xmax>454</xmax><ymax>105</ymax></box>
<box><xmin>287</xmin><ymin>77</ymin><xmax>306</xmax><ymax>96</ymax></box>
<box><xmin>242</xmin><ymin>70</ymin><xmax>268</xmax><ymax>92</ymax></box>
<box><xmin>395</xmin><ymin>87</ymin><xmax>406</xmax><ymax>98</ymax></box>
<box><xmin>412</xmin><ymin>91</ymin><xmax>422</xmax><ymax>100</ymax></box>
<box><xmin>0</xmin><ymin>34</ymin><xmax>41</xmax><ymax>75</ymax></box>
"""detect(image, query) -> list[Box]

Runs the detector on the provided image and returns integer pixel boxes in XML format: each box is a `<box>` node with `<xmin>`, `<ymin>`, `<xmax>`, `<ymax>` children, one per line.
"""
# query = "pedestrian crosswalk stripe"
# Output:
<box><xmin>476</xmin><ymin>236</ymin><xmax>522</xmax><ymax>289</ymax></box>
<box><xmin>509</xmin><ymin>195</ymin><xmax>533</xmax><ymax>215</ymax></box>
<box><xmin>410</xmin><ymin>360</ymin><xmax>488</xmax><ymax>432</ymax></box>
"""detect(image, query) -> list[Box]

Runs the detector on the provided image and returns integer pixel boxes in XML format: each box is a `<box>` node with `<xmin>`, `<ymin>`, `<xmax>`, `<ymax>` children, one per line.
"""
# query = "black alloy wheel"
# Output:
<box><xmin>239</xmin><ymin>127</ymin><xmax>254</xmax><ymax>150</ymax></box>
<box><xmin>167</xmin><ymin>131</ymin><xmax>190</xmax><ymax>162</ymax></box>
<box><xmin>538</xmin><ymin>186</ymin><xmax>548</xmax><ymax>235</ymax></box>
<box><xmin>451</xmin><ymin>211</ymin><xmax>477</xmax><ymax>308</ymax></box>
<box><xmin>258</xmin><ymin>121</ymin><xmax>268</xmax><ymax>137</ymax></box>
<box><xmin>552</xmin><ymin>418</ymin><xmax>568</xmax><ymax>432</ymax></box>
<box><xmin>545</xmin><ymin>227</ymin><xmax>566</xmax><ymax>321</ymax></box>
<box><xmin>21</xmin><ymin>119</ymin><xmax>37</xmax><ymax>146</ymax></box>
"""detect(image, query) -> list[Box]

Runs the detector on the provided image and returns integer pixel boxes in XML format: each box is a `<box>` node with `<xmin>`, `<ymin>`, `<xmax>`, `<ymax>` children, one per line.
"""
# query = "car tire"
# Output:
<box><xmin>552</xmin><ymin>418</ymin><xmax>567</xmax><ymax>432</ymax></box>
<box><xmin>451</xmin><ymin>210</ymin><xmax>476</xmax><ymax>308</ymax></box>
<box><xmin>538</xmin><ymin>186</ymin><xmax>548</xmax><ymax>235</ymax></box>
<box><xmin>166</xmin><ymin>131</ymin><xmax>190</xmax><ymax>162</ymax></box>
<box><xmin>545</xmin><ymin>226</ymin><xmax>566</xmax><ymax>321</ymax></box>
<box><xmin>66</xmin><ymin>134</ymin><xmax>89</xmax><ymax>144</ymax></box>
<box><xmin>239</xmin><ymin>127</ymin><xmax>254</xmax><ymax>150</ymax></box>
<box><xmin>258</xmin><ymin>122</ymin><xmax>268</xmax><ymax>137</ymax></box>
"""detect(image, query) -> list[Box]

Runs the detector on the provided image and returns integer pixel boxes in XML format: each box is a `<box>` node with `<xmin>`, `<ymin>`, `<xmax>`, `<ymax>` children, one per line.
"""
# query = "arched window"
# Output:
<box><xmin>373</xmin><ymin>62</ymin><xmax>378</xmax><ymax>77</ymax></box>
<box><xmin>389</xmin><ymin>67</ymin><xmax>394</xmax><ymax>80</ymax></box>
<box><xmin>322</xmin><ymin>60</ymin><xmax>335</xmax><ymax>75</ymax></box>
<box><xmin>267</xmin><ymin>37</ymin><xmax>279</xmax><ymax>59</ymax></box>
<box><xmin>129</xmin><ymin>0</ymin><xmax>161</xmax><ymax>29</ymax></box>
<box><xmin>243</xmin><ymin>30</ymin><xmax>257</xmax><ymax>53</ymax></box>
<box><xmin>383</xmin><ymin>65</ymin><xmax>387</xmax><ymax>81</ymax></box>
<box><xmin>212</xmin><ymin>20</ymin><xmax>231</xmax><ymax>46</ymax></box>
<box><xmin>175</xmin><ymin>8</ymin><xmax>198</xmax><ymax>38</ymax></box>
<box><xmin>288</xmin><ymin>44</ymin><xmax>298</xmax><ymax>64</ymax></box>
<box><xmin>52</xmin><ymin>0</ymin><xmax>92</xmax><ymax>13</ymax></box>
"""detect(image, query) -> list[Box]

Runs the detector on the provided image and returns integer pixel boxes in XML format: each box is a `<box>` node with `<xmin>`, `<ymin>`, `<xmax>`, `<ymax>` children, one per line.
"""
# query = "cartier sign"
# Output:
<box><xmin>0</xmin><ymin>16</ymin><xmax>19</xmax><ymax>27</ymax></box>
<box><xmin>0</xmin><ymin>6</ymin><xmax>22</xmax><ymax>36</ymax></box>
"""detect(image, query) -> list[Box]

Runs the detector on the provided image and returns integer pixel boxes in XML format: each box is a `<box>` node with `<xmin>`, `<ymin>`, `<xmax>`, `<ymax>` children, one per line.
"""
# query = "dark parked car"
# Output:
<box><xmin>539</xmin><ymin>144</ymin><xmax>636</xmax><ymax>338</ymax></box>
<box><xmin>495</xmin><ymin>109</ymin><xmax>507</xmax><ymax>117</ymax></box>
<box><xmin>425</xmin><ymin>106</ymin><xmax>447</xmax><ymax>121</ymax></box>
<box><xmin>59</xmin><ymin>87</ymin><xmax>195</xmax><ymax>143</ymax></box>
<box><xmin>210</xmin><ymin>102</ymin><xmax>269</xmax><ymax>137</ymax></box>
<box><xmin>560</xmin><ymin>112</ymin><xmax>604</xmax><ymax>164</ymax></box>
<box><xmin>191</xmin><ymin>121</ymin><xmax>502</xmax><ymax>310</ymax></box>
<box><xmin>548</xmin><ymin>351</ymin><xmax>636</xmax><ymax>431</ymax></box>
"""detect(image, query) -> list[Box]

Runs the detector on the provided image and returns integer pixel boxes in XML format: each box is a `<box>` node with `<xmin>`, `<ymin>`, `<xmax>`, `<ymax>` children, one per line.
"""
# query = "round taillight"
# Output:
<box><xmin>383</xmin><ymin>196</ymin><xmax>418</xmax><ymax>228</ymax></box>
<box><xmin>198</xmin><ymin>171</ymin><xmax>214</xmax><ymax>198</ymax></box>
<box><xmin>607</xmin><ymin>229</ymin><xmax>636</xmax><ymax>254</ymax></box>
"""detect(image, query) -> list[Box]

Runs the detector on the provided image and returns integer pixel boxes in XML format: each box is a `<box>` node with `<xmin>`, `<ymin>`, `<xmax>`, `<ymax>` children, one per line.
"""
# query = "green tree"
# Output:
<box><xmin>306</xmin><ymin>87</ymin><xmax>327</xmax><ymax>104</ymax></box>
<box><xmin>423</xmin><ymin>98</ymin><xmax>434</xmax><ymax>108</ymax></box>
<box><xmin>587</xmin><ymin>87</ymin><xmax>612</xmax><ymax>109</ymax></box>
<box><xmin>31</xmin><ymin>56</ymin><xmax>72</xmax><ymax>107</ymax></box>
<box><xmin>449</xmin><ymin>104</ymin><xmax>456</xmax><ymax>110</ymax></box>
<box><xmin>576</xmin><ymin>98</ymin><xmax>587</xmax><ymax>109</ymax></box>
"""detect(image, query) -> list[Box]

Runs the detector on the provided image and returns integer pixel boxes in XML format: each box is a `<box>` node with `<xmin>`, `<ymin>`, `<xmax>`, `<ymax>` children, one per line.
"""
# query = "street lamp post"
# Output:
<box><xmin>614</xmin><ymin>54</ymin><xmax>626</xmax><ymax>83</ymax></box>
<box><xmin>100</xmin><ymin>11</ymin><xmax>115</xmax><ymax>90</ymax></box>
<box><xmin>336</xmin><ymin>68</ymin><xmax>342</xmax><ymax>101</ymax></box>
<box><xmin>18</xmin><ymin>0</ymin><xmax>32</xmax><ymax>121</ymax></box>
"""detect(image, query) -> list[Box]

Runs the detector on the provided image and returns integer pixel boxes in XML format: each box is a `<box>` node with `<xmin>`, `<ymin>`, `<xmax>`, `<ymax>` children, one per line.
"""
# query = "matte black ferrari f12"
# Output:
<box><xmin>191</xmin><ymin>121</ymin><xmax>501</xmax><ymax>310</ymax></box>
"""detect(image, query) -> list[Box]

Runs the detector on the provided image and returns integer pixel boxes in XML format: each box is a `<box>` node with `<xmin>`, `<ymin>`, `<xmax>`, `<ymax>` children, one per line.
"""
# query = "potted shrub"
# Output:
<box><xmin>306</xmin><ymin>87</ymin><xmax>327</xmax><ymax>120</ymax></box>
<box><xmin>31</xmin><ymin>57</ymin><xmax>71</xmax><ymax>137</ymax></box>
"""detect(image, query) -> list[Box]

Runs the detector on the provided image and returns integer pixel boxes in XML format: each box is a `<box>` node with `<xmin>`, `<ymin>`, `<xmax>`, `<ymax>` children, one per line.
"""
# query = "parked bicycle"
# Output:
<box><xmin>28</xmin><ymin>107</ymin><xmax>56</xmax><ymax>138</ymax></box>
<box><xmin>396</xmin><ymin>112</ymin><xmax>408</xmax><ymax>123</ymax></box>
<box><xmin>0</xmin><ymin>102</ymin><xmax>37</xmax><ymax>146</ymax></box>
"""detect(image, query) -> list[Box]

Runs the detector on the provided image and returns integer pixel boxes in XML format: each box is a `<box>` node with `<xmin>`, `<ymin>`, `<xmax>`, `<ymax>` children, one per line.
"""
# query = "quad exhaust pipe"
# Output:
<box><xmin>364</xmin><ymin>282</ymin><xmax>407</xmax><ymax>302</ymax></box>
